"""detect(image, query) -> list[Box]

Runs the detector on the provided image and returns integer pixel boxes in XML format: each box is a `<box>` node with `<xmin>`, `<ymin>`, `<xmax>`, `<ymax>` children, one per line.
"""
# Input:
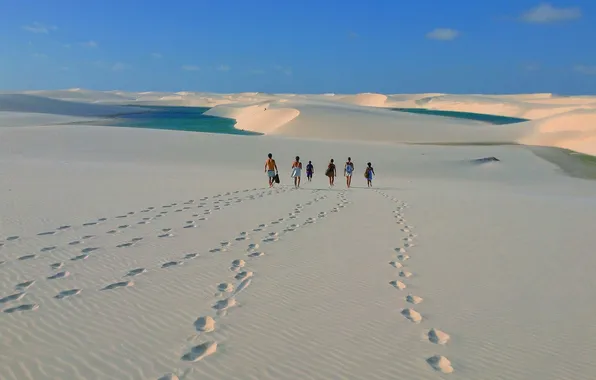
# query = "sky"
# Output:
<box><xmin>1</xmin><ymin>0</ymin><xmax>595</xmax><ymax>94</ymax></box>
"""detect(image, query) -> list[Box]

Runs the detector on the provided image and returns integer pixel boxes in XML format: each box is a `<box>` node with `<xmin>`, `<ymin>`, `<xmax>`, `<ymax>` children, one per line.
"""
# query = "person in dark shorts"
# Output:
<box><xmin>365</xmin><ymin>162</ymin><xmax>375</xmax><ymax>187</ymax></box>
<box><xmin>325</xmin><ymin>159</ymin><xmax>337</xmax><ymax>187</ymax></box>
<box><xmin>306</xmin><ymin>161</ymin><xmax>314</xmax><ymax>182</ymax></box>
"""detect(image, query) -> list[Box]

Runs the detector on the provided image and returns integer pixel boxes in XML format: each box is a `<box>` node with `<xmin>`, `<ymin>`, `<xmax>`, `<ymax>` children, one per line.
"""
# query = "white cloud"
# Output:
<box><xmin>426</xmin><ymin>28</ymin><xmax>459</xmax><ymax>41</ymax></box>
<box><xmin>151</xmin><ymin>52</ymin><xmax>162</xmax><ymax>59</ymax></box>
<box><xmin>112</xmin><ymin>62</ymin><xmax>130</xmax><ymax>71</ymax></box>
<box><xmin>274</xmin><ymin>65</ymin><xmax>293</xmax><ymax>76</ymax></box>
<box><xmin>520</xmin><ymin>3</ymin><xmax>581</xmax><ymax>23</ymax></box>
<box><xmin>22</xmin><ymin>22</ymin><xmax>57</xmax><ymax>34</ymax></box>
<box><xmin>182</xmin><ymin>65</ymin><xmax>200</xmax><ymax>71</ymax></box>
<box><xmin>573</xmin><ymin>65</ymin><xmax>596</xmax><ymax>75</ymax></box>
<box><xmin>80</xmin><ymin>40</ymin><xmax>98</xmax><ymax>48</ymax></box>
<box><xmin>217</xmin><ymin>64</ymin><xmax>230</xmax><ymax>72</ymax></box>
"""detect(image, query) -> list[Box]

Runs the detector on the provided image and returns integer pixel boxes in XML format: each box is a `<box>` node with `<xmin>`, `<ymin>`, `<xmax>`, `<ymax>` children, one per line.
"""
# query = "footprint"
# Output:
<box><xmin>55</xmin><ymin>289</ymin><xmax>82</xmax><ymax>300</ymax></box>
<box><xmin>209</xmin><ymin>248</ymin><xmax>224</xmax><ymax>253</ymax></box>
<box><xmin>247</xmin><ymin>243</ymin><xmax>259</xmax><ymax>251</ymax></box>
<box><xmin>399</xmin><ymin>271</ymin><xmax>413</xmax><ymax>278</ymax></box>
<box><xmin>158</xmin><ymin>233</ymin><xmax>174</xmax><ymax>238</ymax></box>
<box><xmin>262</xmin><ymin>237</ymin><xmax>278</xmax><ymax>243</ymax></box>
<box><xmin>38</xmin><ymin>231</ymin><xmax>57</xmax><ymax>236</ymax></box>
<box><xmin>248</xmin><ymin>251</ymin><xmax>265</xmax><ymax>258</ymax></box>
<box><xmin>117</xmin><ymin>242</ymin><xmax>134</xmax><ymax>248</ymax></box>
<box><xmin>101</xmin><ymin>281</ymin><xmax>133</xmax><ymax>290</ymax></box>
<box><xmin>230</xmin><ymin>259</ymin><xmax>246</xmax><ymax>270</ymax></box>
<box><xmin>390</xmin><ymin>280</ymin><xmax>407</xmax><ymax>290</ymax></box>
<box><xmin>48</xmin><ymin>271</ymin><xmax>70</xmax><ymax>280</ymax></box>
<box><xmin>404</xmin><ymin>243</ymin><xmax>415</xmax><ymax>248</ymax></box>
<box><xmin>162</xmin><ymin>261</ymin><xmax>182</xmax><ymax>268</ymax></box>
<box><xmin>125</xmin><ymin>268</ymin><xmax>147</xmax><ymax>277</ymax></box>
<box><xmin>181</xmin><ymin>341</ymin><xmax>217</xmax><ymax>362</ymax></box>
<box><xmin>397</xmin><ymin>254</ymin><xmax>410</xmax><ymax>261</ymax></box>
<box><xmin>40</xmin><ymin>246</ymin><xmax>57</xmax><ymax>252</ymax></box>
<box><xmin>184</xmin><ymin>253</ymin><xmax>199</xmax><ymax>259</ymax></box>
<box><xmin>82</xmin><ymin>235</ymin><xmax>95</xmax><ymax>240</ymax></box>
<box><xmin>213</xmin><ymin>298</ymin><xmax>237</xmax><ymax>312</ymax></box>
<box><xmin>69</xmin><ymin>240</ymin><xmax>82</xmax><ymax>246</ymax></box>
<box><xmin>220</xmin><ymin>241</ymin><xmax>232</xmax><ymax>248</ymax></box>
<box><xmin>194</xmin><ymin>316</ymin><xmax>216</xmax><ymax>332</ymax></box>
<box><xmin>118</xmin><ymin>225</ymin><xmax>130</xmax><ymax>229</ymax></box>
<box><xmin>389</xmin><ymin>261</ymin><xmax>403</xmax><ymax>269</ymax></box>
<box><xmin>98</xmin><ymin>218</ymin><xmax>108</xmax><ymax>222</ymax></box>
<box><xmin>50</xmin><ymin>262</ymin><xmax>64</xmax><ymax>270</ymax></box>
<box><xmin>234</xmin><ymin>271</ymin><xmax>253</xmax><ymax>281</ymax></box>
<box><xmin>6</xmin><ymin>236</ymin><xmax>19</xmax><ymax>241</ymax></box>
<box><xmin>131</xmin><ymin>237</ymin><xmax>143</xmax><ymax>242</ymax></box>
<box><xmin>233</xmin><ymin>278</ymin><xmax>252</xmax><ymax>295</ymax></box>
<box><xmin>70</xmin><ymin>254</ymin><xmax>89</xmax><ymax>261</ymax></box>
<box><xmin>401</xmin><ymin>308</ymin><xmax>422</xmax><ymax>323</ymax></box>
<box><xmin>116</xmin><ymin>215</ymin><xmax>128</xmax><ymax>219</ymax></box>
<box><xmin>106</xmin><ymin>230</ymin><xmax>120</xmax><ymax>234</ymax></box>
<box><xmin>268</xmin><ymin>232</ymin><xmax>279</xmax><ymax>238</ymax></box>
<box><xmin>217</xmin><ymin>283</ymin><xmax>233</xmax><ymax>293</ymax></box>
<box><xmin>57</xmin><ymin>225</ymin><xmax>71</xmax><ymax>231</ymax></box>
<box><xmin>0</xmin><ymin>292</ymin><xmax>26</xmax><ymax>304</ymax></box>
<box><xmin>184</xmin><ymin>224</ymin><xmax>197</xmax><ymax>229</ymax></box>
<box><xmin>81</xmin><ymin>247</ymin><xmax>99</xmax><ymax>253</ymax></box>
<box><xmin>3</xmin><ymin>304</ymin><xmax>39</xmax><ymax>313</ymax></box>
<box><xmin>235</xmin><ymin>236</ymin><xmax>248</xmax><ymax>241</ymax></box>
<box><xmin>428</xmin><ymin>328</ymin><xmax>450</xmax><ymax>345</ymax></box>
<box><xmin>427</xmin><ymin>355</ymin><xmax>454</xmax><ymax>373</ymax></box>
<box><xmin>18</xmin><ymin>254</ymin><xmax>36</xmax><ymax>261</ymax></box>
<box><xmin>15</xmin><ymin>280</ymin><xmax>35</xmax><ymax>290</ymax></box>
<box><xmin>406</xmin><ymin>294</ymin><xmax>423</xmax><ymax>304</ymax></box>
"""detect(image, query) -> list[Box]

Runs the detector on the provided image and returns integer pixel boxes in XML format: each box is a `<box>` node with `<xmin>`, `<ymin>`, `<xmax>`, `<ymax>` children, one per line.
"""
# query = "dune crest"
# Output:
<box><xmin>204</xmin><ymin>102</ymin><xmax>300</xmax><ymax>134</ymax></box>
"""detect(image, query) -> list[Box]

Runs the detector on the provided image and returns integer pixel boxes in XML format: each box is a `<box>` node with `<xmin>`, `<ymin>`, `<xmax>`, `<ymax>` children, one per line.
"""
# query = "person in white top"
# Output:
<box><xmin>291</xmin><ymin>156</ymin><xmax>302</xmax><ymax>188</ymax></box>
<box><xmin>344</xmin><ymin>157</ymin><xmax>354</xmax><ymax>188</ymax></box>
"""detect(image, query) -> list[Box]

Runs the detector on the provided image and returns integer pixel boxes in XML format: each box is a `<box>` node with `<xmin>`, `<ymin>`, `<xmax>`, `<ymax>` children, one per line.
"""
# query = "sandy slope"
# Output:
<box><xmin>7</xmin><ymin>88</ymin><xmax>596</xmax><ymax>155</ymax></box>
<box><xmin>1</xmin><ymin>119</ymin><xmax>596</xmax><ymax>380</ymax></box>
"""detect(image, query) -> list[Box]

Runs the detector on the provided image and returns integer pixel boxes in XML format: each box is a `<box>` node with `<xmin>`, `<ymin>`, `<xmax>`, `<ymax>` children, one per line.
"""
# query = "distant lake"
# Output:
<box><xmin>391</xmin><ymin>108</ymin><xmax>528</xmax><ymax>125</ymax></box>
<box><xmin>97</xmin><ymin>105</ymin><xmax>260</xmax><ymax>135</ymax></box>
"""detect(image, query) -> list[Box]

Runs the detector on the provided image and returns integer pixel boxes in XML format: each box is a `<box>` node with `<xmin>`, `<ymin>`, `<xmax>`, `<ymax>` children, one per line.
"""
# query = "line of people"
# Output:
<box><xmin>264</xmin><ymin>153</ymin><xmax>375</xmax><ymax>189</ymax></box>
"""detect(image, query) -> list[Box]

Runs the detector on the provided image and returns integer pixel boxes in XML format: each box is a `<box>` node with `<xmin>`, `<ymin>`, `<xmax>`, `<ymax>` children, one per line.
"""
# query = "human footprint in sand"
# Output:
<box><xmin>325</xmin><ymin>159</ymin><xmax>337</xmax><ymax>187</ymax></box>
<box><xmin>265</xmin><ymin>153</ymin><xmax>278</xmax><ymax>188</ymax></box>
<box><xmin>365</xmin><ymin>162</ymin><xmax>375</xmax><ymax>187</ymax></box>
<box><xmin>344</xmin><ymin>157</ymin><xmax>354</xmax><ymax>188</ymax></box>
<box><xmin>291</xmin><ymin>156</ymin><xmax>302</xmax><ymax>188</ymax></box>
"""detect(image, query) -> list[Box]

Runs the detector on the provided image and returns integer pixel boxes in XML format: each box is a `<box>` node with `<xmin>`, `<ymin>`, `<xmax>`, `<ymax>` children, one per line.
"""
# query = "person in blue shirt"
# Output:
<box><xmin>306</xmin><ymin>161</ymin><xmax>314</xmax><ymax>182</ymax></box>
<box><xmin>344</xmin><ymin>157</ymin><xmax>354</xmax><ymax>188</ymax></box>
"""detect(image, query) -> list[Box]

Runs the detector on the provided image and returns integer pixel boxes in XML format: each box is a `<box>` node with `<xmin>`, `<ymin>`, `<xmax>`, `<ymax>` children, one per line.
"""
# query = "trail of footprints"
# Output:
<box><xmin>378</xmin><ymin>191</ymin><xmax>453</xmax><ymax>374</ymax></box>
<box><xmin>0</xmin><ymin>187</ymin><xmax>295</xmax><ymax>314</ymax></box>
<box><xmin>158</xmin><ymin>190</ymin><xmax>351</xmax><ymax>377</ymax></box>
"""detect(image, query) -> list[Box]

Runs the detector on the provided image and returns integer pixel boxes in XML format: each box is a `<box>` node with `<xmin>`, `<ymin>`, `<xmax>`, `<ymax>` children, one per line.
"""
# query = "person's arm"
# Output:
<box><xmin>264</xmin><ymin>161</ymin><xmax>267</xmax><ymax>172</ymax></box>
<box><xmin>274</xmin><ymin>161</ymin><xmax>278</xmax><ymax>172</ymax></box>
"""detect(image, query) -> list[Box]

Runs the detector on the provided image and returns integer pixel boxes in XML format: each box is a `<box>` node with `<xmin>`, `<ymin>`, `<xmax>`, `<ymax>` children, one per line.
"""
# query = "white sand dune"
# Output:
<box><xmin>3</xmin><ymin>89</ymin><xmax>596</xmax><ymax>154</ymax></box>
<box><xmin>1</xmin><ymin>110</ymin><xmax>596</xmax><ymax>380</ymax></box>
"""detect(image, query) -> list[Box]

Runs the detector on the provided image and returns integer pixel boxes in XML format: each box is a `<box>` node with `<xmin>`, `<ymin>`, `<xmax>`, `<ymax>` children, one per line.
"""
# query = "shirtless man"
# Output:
<box><xmin>264</xmin><ymin>153</ymin><xmax>278</xmax><ymax>188</ymax></box>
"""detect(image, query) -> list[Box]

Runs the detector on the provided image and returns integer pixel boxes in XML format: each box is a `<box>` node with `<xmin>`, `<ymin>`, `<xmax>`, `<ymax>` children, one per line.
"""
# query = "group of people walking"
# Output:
<box><xmin>265</xmin><ymin>153</ymin><xmax>375</xmax><ymax>189</ymax></box>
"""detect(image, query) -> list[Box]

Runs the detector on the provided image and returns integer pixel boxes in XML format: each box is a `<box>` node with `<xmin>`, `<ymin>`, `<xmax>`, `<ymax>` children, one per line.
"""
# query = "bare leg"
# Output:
<box><xmin>297</xmin><ymin>177</ymin><xmax>301</xmax><ymax>188</ymax></box>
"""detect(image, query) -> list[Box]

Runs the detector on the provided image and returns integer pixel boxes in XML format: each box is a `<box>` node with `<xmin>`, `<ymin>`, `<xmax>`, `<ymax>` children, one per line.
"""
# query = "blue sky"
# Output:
<box><xmin>1</xmin><ymin>0</ymin><xmax>595</xmax><ymax>94</ymax></box>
